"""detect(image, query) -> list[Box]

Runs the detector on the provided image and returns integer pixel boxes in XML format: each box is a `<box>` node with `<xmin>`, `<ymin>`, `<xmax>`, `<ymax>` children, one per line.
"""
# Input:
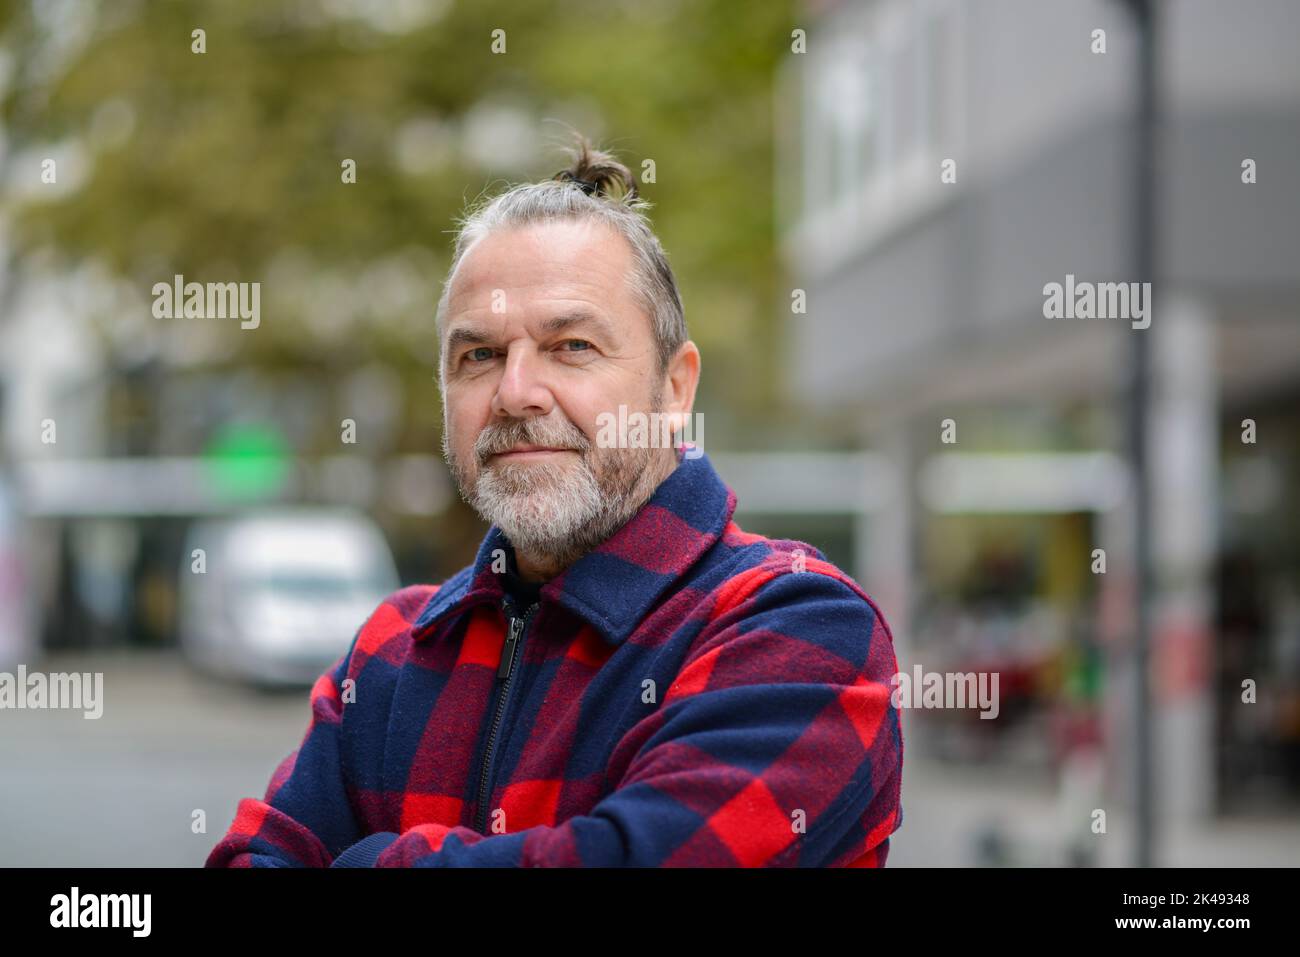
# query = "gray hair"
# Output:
<box><xmin>435</xmin><ymin>131</ymin><xmax>687</xmax><ymax>380</ymax></box>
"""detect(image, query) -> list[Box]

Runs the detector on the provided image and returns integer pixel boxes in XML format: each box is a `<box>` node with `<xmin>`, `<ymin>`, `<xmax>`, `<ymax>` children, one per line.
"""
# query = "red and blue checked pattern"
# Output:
<box><xmin>205</xmin><ymin>450</ymin><xmax>904</xmax><ymax>867</ymax></box>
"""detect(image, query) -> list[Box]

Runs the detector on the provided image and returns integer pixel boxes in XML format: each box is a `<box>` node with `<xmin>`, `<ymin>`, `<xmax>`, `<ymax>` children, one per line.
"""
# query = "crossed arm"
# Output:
<box><xmin>205</xmin><ymin>568</ymin><xmax>903</xmax><ymax>868</ymax></box>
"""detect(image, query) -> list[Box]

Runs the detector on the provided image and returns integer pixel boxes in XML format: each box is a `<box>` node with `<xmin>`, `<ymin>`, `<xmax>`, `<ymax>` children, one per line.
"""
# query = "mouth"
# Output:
<box><xmin>487</xmin><ymin>446</ymin><xmax>577</xmax><ymax>463</ymax></box>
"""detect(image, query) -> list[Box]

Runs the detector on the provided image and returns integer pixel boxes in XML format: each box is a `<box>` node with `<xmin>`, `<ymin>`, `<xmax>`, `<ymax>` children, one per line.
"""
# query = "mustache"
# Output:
<box><xmin>475</xmin><ymin>416</ymin><xmax>591</xmax><ymax>464</ymax></box>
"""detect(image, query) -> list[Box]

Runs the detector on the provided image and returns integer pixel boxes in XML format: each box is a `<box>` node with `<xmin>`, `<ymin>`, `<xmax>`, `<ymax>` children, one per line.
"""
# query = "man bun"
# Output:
<box><xmin>551</xmin><ymin>130</ymin><xmax>639</xmax><ymax>203</ymax></box>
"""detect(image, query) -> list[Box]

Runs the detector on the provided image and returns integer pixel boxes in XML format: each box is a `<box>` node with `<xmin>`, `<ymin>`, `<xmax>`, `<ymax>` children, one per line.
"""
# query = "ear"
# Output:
<box><xmin>659</xmin><ymin>340</ymin><xmax>701</xmax><ymax>435</ymax></box>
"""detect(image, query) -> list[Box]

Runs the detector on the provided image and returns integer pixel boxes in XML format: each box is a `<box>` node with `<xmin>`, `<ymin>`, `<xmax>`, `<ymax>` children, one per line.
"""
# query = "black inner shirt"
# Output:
<box><xmin>501</xmin><ymin>548</ymin><xmax>544</xmax><ymax>610</ymax></box>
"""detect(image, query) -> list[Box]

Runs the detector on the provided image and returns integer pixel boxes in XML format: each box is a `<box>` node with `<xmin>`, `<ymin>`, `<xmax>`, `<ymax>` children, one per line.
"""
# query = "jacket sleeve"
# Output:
<box><xmin>374</xmin><ymin>564</ymin><xmax>904</xmax><ymax>867</ymax></box>
<box><xmin>204</xmin><ymin>629</ymin><xmax>365</xmax><ymax>868</ymax></box>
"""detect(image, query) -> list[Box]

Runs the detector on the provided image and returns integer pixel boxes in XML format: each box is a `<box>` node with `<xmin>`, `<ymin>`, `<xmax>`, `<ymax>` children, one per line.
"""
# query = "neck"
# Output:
<box><xmin>514</xmin><ymin>551</ymin><xmax>565</xmax><ymax>582</ymax></box>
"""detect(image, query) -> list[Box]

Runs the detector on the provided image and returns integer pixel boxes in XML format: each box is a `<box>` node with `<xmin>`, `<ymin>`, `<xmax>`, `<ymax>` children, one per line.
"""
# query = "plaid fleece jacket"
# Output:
<box><xmin>205</xmin><ymin>450</ymin><xmax>904</xmax><ymax>867</ymax></box>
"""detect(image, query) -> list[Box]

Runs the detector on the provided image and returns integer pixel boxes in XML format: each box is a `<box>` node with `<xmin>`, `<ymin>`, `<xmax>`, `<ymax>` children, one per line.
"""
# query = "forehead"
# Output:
<box><xmin>445</xmin><ymin>218</ymin><xmax>638</xmax><ymax>320</ymax></box>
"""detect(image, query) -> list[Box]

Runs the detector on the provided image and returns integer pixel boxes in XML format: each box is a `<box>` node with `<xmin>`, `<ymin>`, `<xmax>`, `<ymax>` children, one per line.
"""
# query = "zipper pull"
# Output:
<box><xmin>498</xmin><ymin>612</ymin><xmax>525</xmax><ymax>679</ymax></box>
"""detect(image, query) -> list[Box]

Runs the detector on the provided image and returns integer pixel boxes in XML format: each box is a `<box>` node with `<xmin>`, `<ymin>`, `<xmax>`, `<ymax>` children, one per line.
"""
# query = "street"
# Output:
<box><xmin>0</xmin><ymin>649</ymin><xmax>309</xmax><ymax>867</ymax></box>
<box><xmin>3</xmin><ymin>647</ymin><xmax>1297</xmax><ymax>867</ymax></box>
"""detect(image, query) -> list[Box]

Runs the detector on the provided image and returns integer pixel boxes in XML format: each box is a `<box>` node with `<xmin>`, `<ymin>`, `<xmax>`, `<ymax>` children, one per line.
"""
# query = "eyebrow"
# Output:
<box><xmin>444</xmin><ymin>325</ymin><xmax>493</xmax><ymax>354</ymax></box>
<box><xmin>539</xmin><ymin>310</ymin><xmax>618</xmax><ymax>341</ymax></box>
<box><xmin>443</xmin><ymin>309</ymin><xmax>619</xmax><ymax>354</ymax></box>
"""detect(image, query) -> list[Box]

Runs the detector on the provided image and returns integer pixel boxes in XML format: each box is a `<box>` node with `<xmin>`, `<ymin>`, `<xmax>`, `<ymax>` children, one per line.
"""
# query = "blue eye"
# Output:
<box><xmin>562</xmin><ymin>340</ymin><xmax>592</xmax><ymax>352</ymax></box>
<box><xmin>467</xmin><ymin>347</ymin><xmax>494</xmax><ymax>362</ymax></box>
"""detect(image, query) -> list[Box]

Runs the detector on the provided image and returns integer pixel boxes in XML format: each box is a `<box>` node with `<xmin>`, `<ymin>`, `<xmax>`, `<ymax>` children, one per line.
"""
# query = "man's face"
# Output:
<box><xmin>439</xmin><ymin>218</ymin><xmax>677</xmax><ymax>574</ymax></box>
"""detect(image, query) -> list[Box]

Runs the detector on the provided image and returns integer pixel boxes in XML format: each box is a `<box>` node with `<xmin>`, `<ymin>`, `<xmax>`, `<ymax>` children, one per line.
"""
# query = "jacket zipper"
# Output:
<box><xmin>473</xmin><ymin>597</ymin><xmax>537</xmax><ymax>834</ymax></box>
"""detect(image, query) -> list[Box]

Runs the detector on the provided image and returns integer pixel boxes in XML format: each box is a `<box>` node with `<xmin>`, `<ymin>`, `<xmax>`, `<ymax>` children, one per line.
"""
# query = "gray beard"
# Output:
<box><xmin>476</xmin><ymin>446</ymin><xmax>663</xmax><ymax>571</ymax></box>
<box><xmin>443</xmin><ymin>409</ymin><xmax>672</xmax><ymax>576</ymax></box>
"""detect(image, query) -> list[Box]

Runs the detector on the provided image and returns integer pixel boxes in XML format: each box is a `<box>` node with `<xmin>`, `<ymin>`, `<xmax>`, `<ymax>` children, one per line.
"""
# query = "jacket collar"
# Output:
<box><xmin>412</xmin><ymin>449</ymin><xmax>736</xmax><ymax>647</ymax></box>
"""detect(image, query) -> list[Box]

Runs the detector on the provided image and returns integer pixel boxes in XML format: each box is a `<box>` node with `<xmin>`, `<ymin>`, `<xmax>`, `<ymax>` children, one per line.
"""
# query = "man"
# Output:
<box><xmin>205</xmin><ymin>134</ymin><xmax>903</xmax><ymax>868</ymax></box>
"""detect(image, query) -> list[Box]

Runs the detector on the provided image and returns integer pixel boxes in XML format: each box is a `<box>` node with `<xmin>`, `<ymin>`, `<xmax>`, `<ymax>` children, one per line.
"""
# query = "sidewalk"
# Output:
<box><xmin>890</xmin><ymin>757</ymin><xmax>1300</xmax><ymax>867</ymax></box>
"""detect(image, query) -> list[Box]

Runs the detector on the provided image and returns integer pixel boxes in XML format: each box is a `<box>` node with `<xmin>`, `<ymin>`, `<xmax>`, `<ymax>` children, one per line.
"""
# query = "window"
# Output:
<box><xmin>789</xmin><ymin>0</ymin><xmax>965</xmax><ymax>269</ymax></box>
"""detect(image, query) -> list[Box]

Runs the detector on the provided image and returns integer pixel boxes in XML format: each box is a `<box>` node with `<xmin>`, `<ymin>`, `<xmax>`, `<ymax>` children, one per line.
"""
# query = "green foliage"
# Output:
<box><xmin>1</xmin><ymin>0</ymin><xmax>795</xmax><ymax>444</ymax></box>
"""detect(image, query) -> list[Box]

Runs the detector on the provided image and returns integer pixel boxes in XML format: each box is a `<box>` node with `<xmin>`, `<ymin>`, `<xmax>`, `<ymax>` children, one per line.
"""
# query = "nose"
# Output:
<box><xmin>490</xmin><ymin>340</ymin><xmax>554</xmax><ymax>420</ymax></box>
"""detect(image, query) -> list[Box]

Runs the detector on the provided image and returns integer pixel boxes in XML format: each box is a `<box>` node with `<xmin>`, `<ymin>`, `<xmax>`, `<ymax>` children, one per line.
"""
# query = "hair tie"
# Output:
<box><xmin>557</xmin><ymin>169</ymin><xmax>599</xmax><ymax>195</ymax></box>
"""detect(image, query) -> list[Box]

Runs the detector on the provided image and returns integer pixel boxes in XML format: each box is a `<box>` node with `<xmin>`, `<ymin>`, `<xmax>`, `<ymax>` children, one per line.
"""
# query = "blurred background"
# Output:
<box><xmin>0</xmin><ymin>0</ymin><xmax>1296</xmax><ymax>866</ymax></box>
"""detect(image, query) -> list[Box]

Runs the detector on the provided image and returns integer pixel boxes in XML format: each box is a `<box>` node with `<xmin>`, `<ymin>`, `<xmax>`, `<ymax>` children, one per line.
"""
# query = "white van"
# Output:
<box><xmin>177</xmin><ymin>507</ymin><xmax>401</xmax><ymax>687</ymax></box>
